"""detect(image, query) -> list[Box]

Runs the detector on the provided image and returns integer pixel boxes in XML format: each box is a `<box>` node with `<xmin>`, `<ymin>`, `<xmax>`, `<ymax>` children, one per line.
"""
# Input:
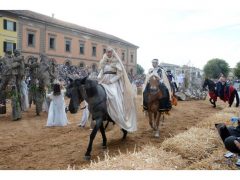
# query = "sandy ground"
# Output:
<box><xmin>0</xmin><ymin>96</ymin><xmax>225</xmax><ymax>169</ymax></box>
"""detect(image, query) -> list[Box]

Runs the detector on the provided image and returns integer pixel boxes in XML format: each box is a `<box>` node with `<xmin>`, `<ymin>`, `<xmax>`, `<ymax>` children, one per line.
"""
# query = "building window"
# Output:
<box><xmin>65</xmin><ymin>59</ymin><xmax>71</xmax><ymax>66</ymax></box>
<box><xmin>80</xmin><ymin>43</ymin><xmax>85</xmax><ymax>55</ymax></box>
<box><xmin>3</xmin><ymin>19</ymin><xmax>16</xmax><ymax>31</ymax></box>
<box><xmin>130</xmin><ymin>68</ymin><xmax>133</xmax><ymax>75</ymax></box>
<box><xmin>79</xmin><ymin>62</ymin><xmax>85</xmax><ymax>68</ymax></box>
<box><xmin>65</xmin><ymin>40</ymin><xmax>71</xmax><ymax>52</ymax></box>
<box><xmin>27</xmin><ymin>33</ymin><xmax>35</xmax><ymax>47</ymax></box>
<box><xmin>122</xmin><ymin>52</ymin><xmax>125</xmax><ymax>61</ymax></box>
<box><xmin>49</xmin><ymin>37</ymin><xmax>55</xmax><ymax>50</ymax></box>
<box><xmin>130</xmin><ymin>54</ymin><xmax>134</xmax><ymax>63</ymax></box>
<box><xmin>3</xmin><ymin>41</ymin><xmax>16</xmax><ymax>53</ymax></box>
<box><xmin>92</xmin><ymin>63</ymin><xmax>97</xmax><ymax>71</ymax></box>
<box><xmin>92</xmin><ymin>46</ymin><xmax>97</xmax><ymax>57</ymax></box>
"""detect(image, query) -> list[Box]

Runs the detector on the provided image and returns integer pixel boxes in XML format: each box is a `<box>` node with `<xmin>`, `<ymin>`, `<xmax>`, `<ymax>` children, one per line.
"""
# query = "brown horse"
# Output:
<box><xmin>147</xmin><ymin>75</ymin><xmax>165</xmax><ymax>138</ymax></box>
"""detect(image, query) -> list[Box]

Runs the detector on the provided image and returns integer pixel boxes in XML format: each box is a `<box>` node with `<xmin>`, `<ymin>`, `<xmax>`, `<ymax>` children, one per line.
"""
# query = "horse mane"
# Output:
<box><xmin>84</xmin><ymin>79</ymin><xmax>99</xmax><ymax>98</ymax></box>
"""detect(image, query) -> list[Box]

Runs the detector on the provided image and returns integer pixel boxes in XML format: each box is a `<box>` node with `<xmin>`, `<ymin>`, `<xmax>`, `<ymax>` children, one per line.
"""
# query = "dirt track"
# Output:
<box><xmin>0</xmin><ymin>97</ymin><xmax>224</xmax><ymax>169</ymax></box>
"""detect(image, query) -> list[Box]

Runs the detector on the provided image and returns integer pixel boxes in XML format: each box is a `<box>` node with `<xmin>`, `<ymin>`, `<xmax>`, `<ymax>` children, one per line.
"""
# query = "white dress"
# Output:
<box><xmin>79</xmin><ymin>100</ymin><xmax>89</xmax><ymax>127</ymax></box>
<box><xmin>20</xmin><ymin>80</ymin><xmax>29</xmax><ymax>111</ymax></box>
<box><xmin>99</xmin><ymin>64</ymin><xmax>137</xmax><ymax>132</ymax></box>
<box><xmin>46</xmin><ymin>90</ymin><xmax>69</xmax><ymax>127</ymax></box>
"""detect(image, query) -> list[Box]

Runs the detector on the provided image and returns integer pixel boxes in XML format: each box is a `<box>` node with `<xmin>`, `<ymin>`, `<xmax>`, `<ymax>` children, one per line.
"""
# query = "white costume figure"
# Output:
<box><xmin>97</xmin><ymin>47</ymin><xmax>137</xmax><ymax>132</ymax></box>
<box><xmin>78</xmin><ymin>100</ymin><xmax>90</xmax><ymax>127</ymax></box>
<box><xmin>142</xmin><ymin>59</ymin><xmax>172</xmax><ymax>111</ymax></box>
<box><xmin>177</xmin><ymin>73</ymin><xmax>185</xmax><ymax>88</ymax></box>
<box><xmin>20</xmin><ymin>80</ymin><xmax>29</xmax><ymax>111</ymax></box>
<box><xmin>143</xmin><ymin>59</ymin><xmax>172</xmax><ymax>100</ymax></box>
<box><xmin>46</xmin><ymin>83</ymin><xmax>69</xmax><ymax>127</ymax></box>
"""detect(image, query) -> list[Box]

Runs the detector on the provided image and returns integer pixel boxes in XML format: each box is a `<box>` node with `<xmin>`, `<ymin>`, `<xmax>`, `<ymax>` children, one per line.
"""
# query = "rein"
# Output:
<box><xmin>79</xmin><ymin>83</ymin><xmax>106</xmax><ymax>112</ymax></box>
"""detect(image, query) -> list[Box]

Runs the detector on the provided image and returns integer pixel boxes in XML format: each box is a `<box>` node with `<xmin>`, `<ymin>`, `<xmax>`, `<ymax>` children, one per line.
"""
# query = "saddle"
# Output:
<box><xmin>143</xmin><ymin>82</ymin><xmax>172</xmax><ymax>112</ymax></box>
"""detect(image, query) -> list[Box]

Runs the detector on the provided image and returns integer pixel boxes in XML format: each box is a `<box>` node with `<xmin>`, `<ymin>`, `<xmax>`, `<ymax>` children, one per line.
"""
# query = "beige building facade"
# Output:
<box><xmin>0</xmin><ymin>10</ymin><xmax>138</xmax><ymax>74</ymax></box>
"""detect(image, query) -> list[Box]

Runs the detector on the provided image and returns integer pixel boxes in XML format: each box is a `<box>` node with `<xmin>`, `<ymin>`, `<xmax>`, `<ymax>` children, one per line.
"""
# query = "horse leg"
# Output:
<box><xmin>213</xmin><ymin>100</ymin><xmax>216</xmax><ymax>108</ymax></box>
<box><xmin>148</xmin><ymin>112</ymin><xmax>153</xmax><ymax>129</ymax></box>
<box><xmin>230</xmin><ymin>89</ymin><xmax>239</xmax><ymax>107</ymax></box>
<box><xmin>153</xmin><ymin>112</ymin><xmax>158</xmax><ymax>130</ymax></box>
<box><xmin>154</xmin><ymin>112</ymin><xmax>160</xmax><ymax>138</ymax></box>
<box><xmin>121</xmin><ymin>129</ymin><xmax>128</xmax><ymax>140</ymax></box>
<box><xmin>235</xmin><ymin>89</ymin><xmax>240</xmax><ymax>107</ymax></box>
<box><xmin>99</xmin><ymin>123</ymin><xmax>107</xmax><ymax>149</ymax></box>
<box><xmin>161</xmin><ymin>113</ymin><xmax>165</xmax><ymax>126</ymax></box>
<box><xmin>209</xmin><ymin>98</ymin><xmax>216</xmax><ymax>108</ymax></box>
<box><xmin>85</xmin><ymin>118</ymin><xmax>102</xmax><ymax>160</ymax></box>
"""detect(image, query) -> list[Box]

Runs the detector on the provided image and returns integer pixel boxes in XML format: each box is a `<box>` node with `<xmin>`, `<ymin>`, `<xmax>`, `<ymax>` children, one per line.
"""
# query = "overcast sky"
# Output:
<box><xmin>2</xmin><ymin>0</ymin><xmax>240</xmax><ymax>72</ymax></box>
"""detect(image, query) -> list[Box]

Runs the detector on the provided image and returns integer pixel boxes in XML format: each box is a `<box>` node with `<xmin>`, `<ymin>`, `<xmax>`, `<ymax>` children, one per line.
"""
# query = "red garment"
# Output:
<box><xmin>209</xmin><ymin>91</ymin><xmax>217</xmax><ymax>101</ymax></box>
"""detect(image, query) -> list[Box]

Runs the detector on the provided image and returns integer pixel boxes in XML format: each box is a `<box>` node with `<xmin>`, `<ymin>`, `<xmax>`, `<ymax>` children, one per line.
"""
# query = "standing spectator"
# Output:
<box><xmin>78</xmin><ymin>100</ymin><xmax>90</xmax><ymax>127</ymax></box>
<box><xmin>46</xmin><ymin>81</ymin><xmax>69</xmax><ymax>127</ymax></box>
<box><xmin>20</xmin><ymin>78</ymin><xmax>29</xmax><ymax>111</ymax></box>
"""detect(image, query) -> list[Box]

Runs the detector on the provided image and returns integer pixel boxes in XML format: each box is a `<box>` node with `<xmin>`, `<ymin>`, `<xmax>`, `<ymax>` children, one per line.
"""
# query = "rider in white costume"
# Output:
<box><xmin>143</xmin><ymin>59</ymin><xmax>172</xmax><ymax>111</ymax></box>
<box><xmin>97</xmin><ymin>47</ymin><xmax>137</xmax><ymax>132</ymax></box>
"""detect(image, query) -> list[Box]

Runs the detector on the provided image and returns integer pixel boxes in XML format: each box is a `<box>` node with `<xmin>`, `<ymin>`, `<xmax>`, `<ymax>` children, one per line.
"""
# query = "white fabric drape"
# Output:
<box><xmin>79</xmin><ymin>100</ymin><xmax>89</xmax><ymax>127</ymax></box>
<box><xmin>98</xmin><ymin>48</ymin><xmax>137</xmax><ymax>132</ymax></box>
<box><xmin>20</xmin><ymin>80</ymin><xmax>29</xmax><ymax>111</ymax></box>
<box><xmin>46</xmin><ymin>90</ymin><xmax>69</xmax><ymax>126</ymax></box>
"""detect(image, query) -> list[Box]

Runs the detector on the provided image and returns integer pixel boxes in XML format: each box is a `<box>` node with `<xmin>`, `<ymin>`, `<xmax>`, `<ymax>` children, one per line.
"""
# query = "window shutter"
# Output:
<box><xmin>14</xmin><ymin>22</ymin><xmax>16</xmax><ymax>31</ymax></box>
<box><xmin>3</xmin><ymin>42</ymin><xmax>6</xmax><ymax>52</ymax></box>
<box><xmin>3</xmin><ymin>19</ymin><xmax>7</xmax><ymax>30</ymax></box>
<box><xmin>13</xmin><ymin>43</ymin><xmax>16</xmax><ymax>50</ymax></box>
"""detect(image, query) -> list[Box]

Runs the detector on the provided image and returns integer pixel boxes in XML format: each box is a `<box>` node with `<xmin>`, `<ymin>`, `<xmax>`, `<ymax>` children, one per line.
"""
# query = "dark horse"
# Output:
<box><xmin>66</xmin><ymin>77</ymin><xmax>128</xmax><ymax>160</ymax></box>
<box><xmin>202</xmin><ymin>78</ymin><xmax>239</xmax><ymax>108</ymax></box>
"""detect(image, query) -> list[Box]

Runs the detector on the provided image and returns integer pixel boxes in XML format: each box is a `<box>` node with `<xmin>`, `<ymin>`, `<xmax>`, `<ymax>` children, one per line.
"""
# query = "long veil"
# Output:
<box><xmin>100</xmin><ymin>48</ymin><xmax>137</xmax><ymax>132</ymax></box>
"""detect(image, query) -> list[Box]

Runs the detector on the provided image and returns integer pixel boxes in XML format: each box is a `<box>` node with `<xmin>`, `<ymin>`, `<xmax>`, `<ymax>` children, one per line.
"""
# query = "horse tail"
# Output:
<box><xmin>235</xmin><ymin>89</ymin><xmax>239</xmax><ymax>107</ymax></box>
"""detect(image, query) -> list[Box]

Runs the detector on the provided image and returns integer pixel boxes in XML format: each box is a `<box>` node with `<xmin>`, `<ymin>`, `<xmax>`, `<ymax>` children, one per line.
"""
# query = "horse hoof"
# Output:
<box><xmin>121</xmin><ymin>136</ymin><xmax>127</xmax><ymax>141</ymax></box>
<box><xmin>84</xmin><ymin>155</ymin><xmax>91</xmax><ymax>161</ymax></box>
<box><xmin>154</xmin><ymin>131</ymin><xmax>160</xmax><ymax>138</ymax></box>
<box><xmin>102</xmin><ymin>145</ymin><xmax>107</xmax><ymax>149</ymax></box>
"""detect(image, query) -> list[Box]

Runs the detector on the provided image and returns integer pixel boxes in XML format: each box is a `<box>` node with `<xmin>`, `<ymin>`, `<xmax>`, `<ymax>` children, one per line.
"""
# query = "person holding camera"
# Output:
<box><xmin>215</xmin><ymin>117</ymin><xmax>240</xmax><ymax>166</ymax></box>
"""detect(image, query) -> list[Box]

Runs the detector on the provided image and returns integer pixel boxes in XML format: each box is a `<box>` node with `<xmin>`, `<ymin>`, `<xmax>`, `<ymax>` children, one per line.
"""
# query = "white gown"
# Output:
<box><xmin>99</xmin><ymin>64</ymin><xmax>137</xmax><ymax>132</ymax></box>
<box><xmin>79</xmin><ymin>100</ymin><xmax>89</xmax><ymax>127</ymax></box>
<box><xmin>20</xmin><ymin>80</ymin><xmax>29</xmax><ymax>111</ymax></box>
<box><xmin>46</xmin><ymin>90</ymin><xmax>69</xmax><ymax>126</ymax></box>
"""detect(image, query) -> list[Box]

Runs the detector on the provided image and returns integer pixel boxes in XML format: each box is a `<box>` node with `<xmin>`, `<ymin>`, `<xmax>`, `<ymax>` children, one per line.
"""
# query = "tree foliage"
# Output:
<box><xmin>234</xmin><ymin>62</ymin><xmax>240</xmax><ymax>79</ymax></box>
<box><xmin>203</xmin><ymin>58</ymin><xmax>230</xmax><ymax>79</ymax></box>
<box><xmin>137</xmin><ymin>64</ymin><xmax>144</xmax><ymax>75</ymax></box>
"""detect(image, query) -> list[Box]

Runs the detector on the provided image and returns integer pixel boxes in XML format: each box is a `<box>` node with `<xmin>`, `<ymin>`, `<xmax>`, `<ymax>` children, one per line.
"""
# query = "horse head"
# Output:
<box><xmin>203</xmin><ymin>78</ymin><xmax>216</xmax><ymax>92</ymax></box>
<box><xmin>149</xmin><ymin>74</ymin><xmax>161</xmax><ymax>93</ymax></box>
<box><xmin>66</xmin><ymin>77</ymin><xmax>85</xmax><ymax>114</ymax></box>
<box><xmin>202</xmin><ymin>78</ymin><xmax>209</xmax><ymax>90</ymax></box>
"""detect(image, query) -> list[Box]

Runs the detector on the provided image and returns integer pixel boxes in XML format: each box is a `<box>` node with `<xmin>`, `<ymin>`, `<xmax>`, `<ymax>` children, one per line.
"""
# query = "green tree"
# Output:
<box><xmin>234</xmin><ymin>62</ymin><xmax>240</xmax><ymax>79</ymax></box>
<box><xmin>203</xmin><ymin>58</ymin><xmax>230</xmax><ymax>79</ymax></box>
<box><xmin>137</xmin><ymin>64</ymin><xmax>144</xmax><ymax>75</ymax></box>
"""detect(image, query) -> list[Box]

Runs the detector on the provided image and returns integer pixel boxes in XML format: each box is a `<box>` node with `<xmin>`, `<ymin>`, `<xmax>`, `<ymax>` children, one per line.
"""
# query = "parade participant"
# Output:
<box><xmin>46</xmin><ymin>80</ymin><xmax>69</xmax><ymax>127</ymax></box>
<box><xmin>97</xmin><ymin>47</ymin><xmax>137</xmax><ymax>132</ymax></box>
<box><xmin>143</xmin><ymin>59</ymin><xmax>172</xmax><ymax>111</ymax></box>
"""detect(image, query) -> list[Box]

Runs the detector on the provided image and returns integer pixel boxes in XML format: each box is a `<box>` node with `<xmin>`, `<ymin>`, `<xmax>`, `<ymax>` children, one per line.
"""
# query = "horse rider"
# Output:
<box><xmin>143</xmin><ymin>59</ymin><xmax>172</xmax><ymax>112</ymax></box>
<box><xmin>166</xmin><ymin>70</ymin><xmax>178</xmax><ymax>93</ymax></box>
<box><xmin>97</xmin><ymin>47</ymin><xmax>137</xmax><ymax>132</ymax></box>
<box><xmin>216</xmin><ymin>73</ymin><xmax>229</xmax><ymax>100</ymax></box>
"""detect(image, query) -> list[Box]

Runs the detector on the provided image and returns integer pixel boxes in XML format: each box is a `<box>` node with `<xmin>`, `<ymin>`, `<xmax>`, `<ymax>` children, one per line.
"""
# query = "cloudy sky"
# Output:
<box><xmin>2</xmin><ymin>0</ymin><xmax>240</xmax><ymax>72</ymax></box>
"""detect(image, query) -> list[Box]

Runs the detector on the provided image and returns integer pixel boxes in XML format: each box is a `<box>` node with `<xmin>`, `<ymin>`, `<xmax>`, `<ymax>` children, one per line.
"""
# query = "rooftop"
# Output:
<box><xmin>4</xmin><ymin>10</ymin><xmax>138</xmax><ymax>48</ymax></box>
